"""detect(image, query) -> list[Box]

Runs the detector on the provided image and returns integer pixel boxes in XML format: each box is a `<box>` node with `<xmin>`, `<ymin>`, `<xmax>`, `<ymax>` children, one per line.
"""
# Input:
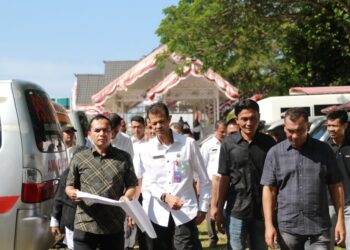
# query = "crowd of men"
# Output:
<box><xmin>50</xmin><ymin>99</ymin><xmax>350</xmax><ymax>250</ymax></box>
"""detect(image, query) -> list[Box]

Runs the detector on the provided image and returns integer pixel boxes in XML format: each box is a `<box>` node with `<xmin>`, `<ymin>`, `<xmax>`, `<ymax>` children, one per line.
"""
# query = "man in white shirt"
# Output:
<box><xmin>110</xmin><ymin>113</ymin><xmax>134</xmax><ymax>158</ymax></box>
<box><xmin>134</xmin><ymin>102</ymin><xmax>211</xmax><ymax>250</ymax></box>
<box><xmin>200</xmin><ymin>120</ymin><xmax>227</xmax><ymax>247</ymax></box>
<box><xmin>129</xmin><ymin>115</ymin><xmax>147</xmax><ymax>250</ymax></box>
<box><xmin>130</xmin><ymin>116</ymin><xmax>146</xmax><ymax>155</ymax></box>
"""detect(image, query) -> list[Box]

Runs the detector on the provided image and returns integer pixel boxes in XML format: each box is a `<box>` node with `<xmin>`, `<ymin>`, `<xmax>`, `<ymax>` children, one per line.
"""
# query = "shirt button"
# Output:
<box><xmin>169</xmin><ymin>182</ymin><xmax>171</xmax><ymax>184</ymax></box>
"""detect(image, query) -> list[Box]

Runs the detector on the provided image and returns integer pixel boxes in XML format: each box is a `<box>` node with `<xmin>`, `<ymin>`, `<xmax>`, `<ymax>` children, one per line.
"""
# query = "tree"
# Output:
<box><xmin>157</xmin><ymin>0</ymin><xmax>350</xmax><ymax>97</ymax></box>
<box><xmin>282</xmin><ymin>2</ymin><xmax>350</xmax><ymax>86</ymax></box>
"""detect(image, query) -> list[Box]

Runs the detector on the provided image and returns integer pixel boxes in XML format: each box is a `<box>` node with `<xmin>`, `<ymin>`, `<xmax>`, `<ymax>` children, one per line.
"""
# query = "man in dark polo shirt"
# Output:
<box><xmin>326</xmin><ymin>110</ymin><xmax>350</xmax><ymax>249</ymax></box>
<box><xmin>216</xmin><ymin>99</ymin><xmax>276</xmax><ymax>250</ymax></box>
<box><xmin>261</xmin><ymin>108</ymin><xmax>345</xmax><ymax>250</ymax></box>
<box><xmin>65</xmin><ymin>114</ymin><xmax>138</xmax><ymax>250</ymax></box>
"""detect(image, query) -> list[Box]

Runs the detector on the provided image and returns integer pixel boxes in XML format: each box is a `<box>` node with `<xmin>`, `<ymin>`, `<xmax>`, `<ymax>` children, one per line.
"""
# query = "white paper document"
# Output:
<box><xmin>76</xmin><ymin>191</ymin><xmax>157</xmax><ymax>238</ymax></box>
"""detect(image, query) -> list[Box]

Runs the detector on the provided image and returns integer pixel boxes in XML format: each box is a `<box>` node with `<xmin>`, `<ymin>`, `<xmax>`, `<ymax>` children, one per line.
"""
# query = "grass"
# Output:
<box><xmin>198</xmin><ymin>221</ymin><xmax>227</xmax><ymax>250</ymax></box>
<box><xmin>197</xmin><ymin>221</ymin><xmax>346</xmax><ymax>250</ymax></box>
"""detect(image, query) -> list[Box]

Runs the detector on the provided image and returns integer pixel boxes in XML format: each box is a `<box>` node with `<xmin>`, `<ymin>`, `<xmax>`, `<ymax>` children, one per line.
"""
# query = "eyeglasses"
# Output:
<box><xmin>92</xmin><ymin>128</ymin><xmax>111</xmax><ymax>133</ymax></box>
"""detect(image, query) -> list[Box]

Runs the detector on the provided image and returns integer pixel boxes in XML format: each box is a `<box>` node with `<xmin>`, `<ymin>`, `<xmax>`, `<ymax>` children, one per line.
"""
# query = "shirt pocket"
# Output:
<box><xmin>230</xmin><ymin>147</ymin><xmax>249</xmax><ymax>185</ymax></box>
<box><xmin>276</xmin><ymin>153</ymin><xmax>298</xmax><ymax>181</ymax></box>
<box><xmin>172</xmin><ymin>159</ymin><xmax>190</xmax><ymax>183</ymax></box>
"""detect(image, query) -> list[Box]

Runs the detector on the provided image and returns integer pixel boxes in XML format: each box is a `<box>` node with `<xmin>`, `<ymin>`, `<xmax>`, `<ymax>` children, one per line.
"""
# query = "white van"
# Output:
<box><xmin>0</xmin><ymin>80</ymin><xmax>68</xmax><ymax>250</ymax></box>
<box><xmin>258</xmin><ymin>93</ymin><xmax>350</xmax><ymax>124</ymax></box>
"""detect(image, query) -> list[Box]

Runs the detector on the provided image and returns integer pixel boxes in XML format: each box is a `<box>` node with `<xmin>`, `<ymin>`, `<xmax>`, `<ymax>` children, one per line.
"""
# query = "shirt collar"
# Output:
<box><xmin>327</xmin><ymin>136</ymin><xmax>350</xmax><ymax>147</ymax></box>
<box><xmin>286</xmin><ymin>135</ymin><xmax>311</xmax><ymax>151</ymax></box>
<box><xmin>132</xmin><ymin>136</ymin><xmax>145</xmax><ymax>144</ymax></box>
<box><xmin>91</xmin><ymin>144</ymin><xmax>113</xmax><ymax>157</ymax></box>
<box><xmin>233</xmin><ymin>130</ymin><xmax>258</xmax><ymax>144</ymax></box>
<box><xmin>213</xmin><ymin>136</ymin><xmax>221</xmax><ymax>144</ymax></box>
<box><xmin>154</xmin><ymin>129</ymin><xmax>180</xmax><ymax>148</ymax></box>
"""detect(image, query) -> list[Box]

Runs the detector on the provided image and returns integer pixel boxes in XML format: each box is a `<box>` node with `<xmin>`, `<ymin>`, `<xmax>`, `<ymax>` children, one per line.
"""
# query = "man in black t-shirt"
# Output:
<box><xmin>215</xmin><ymin>99</ymin><xmax>275</xmax><ymax>250</ymax></box>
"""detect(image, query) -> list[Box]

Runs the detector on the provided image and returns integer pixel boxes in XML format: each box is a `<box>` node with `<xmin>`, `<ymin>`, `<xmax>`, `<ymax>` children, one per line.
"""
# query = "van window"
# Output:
<box><xmin>25</xmin><ymin>90</ymin><xmax>65</xmax><ymax>153</ymax></box>
<box><xmin>281</xmin><ymin>107</ymin><xmax>311</xmax><ymax>118</ymax></box>
<box><xmin>314</xmin><ymin>104</ymin><xmax>337</xmax><ymax>116</ymax></box>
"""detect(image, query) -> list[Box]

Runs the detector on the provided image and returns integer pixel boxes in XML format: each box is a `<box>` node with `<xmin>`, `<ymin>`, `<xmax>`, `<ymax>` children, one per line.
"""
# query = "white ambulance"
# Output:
<box><xmin>0</xmin><ymin>80</ymin><xmax>68</xmax><ymax>250</ymax></box>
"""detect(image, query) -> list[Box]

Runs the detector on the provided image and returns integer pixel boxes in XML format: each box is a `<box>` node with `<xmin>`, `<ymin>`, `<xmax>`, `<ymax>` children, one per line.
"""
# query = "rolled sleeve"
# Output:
<box><xmin>218</xmin><ymin>141</ymin><xmax>230</xmax><ymax>176</ymax></box>
<box><xmin>191</xmin><ymin>140</ymin><xmax>211</xmax><ymax>212</ymax></box>
<box><xmin>66</xmin><ymin>156</ymin><xmax>79</xmax><ymax>187</ymax></box>
<box><xmin>325</xmin><ymin>144</ymin><xmax>343</xmax><ymax>185</ymax></box>
<box><xmin>133</xmin><ymin>151</ymin><xmax>144</xmax><ymax>179</ymax></box>
<box><xmin>260</xmin><ymin>149</ymin><xmax>277</xmax><ymax>186</ymax></box>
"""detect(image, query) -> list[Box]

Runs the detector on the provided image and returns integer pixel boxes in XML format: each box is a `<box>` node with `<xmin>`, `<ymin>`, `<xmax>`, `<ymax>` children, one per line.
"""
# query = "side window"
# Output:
<box><xmin>25</xmin><ymin>90</ymin><xmax>65</xmax><ymax>153</ymax></box>
<box><xmin>281</xmin><ymin>107</ymin><xmax>311</xmax><ymax>118</ymax></box>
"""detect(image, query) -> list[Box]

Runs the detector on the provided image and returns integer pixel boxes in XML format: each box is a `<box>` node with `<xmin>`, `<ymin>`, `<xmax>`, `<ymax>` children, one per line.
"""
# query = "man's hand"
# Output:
<box><xmin>51</xmin><ymin>226</ymin><xmax>61</xmax><ymax>235</ymax></box>
<box><xmin>127</xmin><ymin>216</ymin><xmax>136</xmax><ymax>229</ymax></box>
<box><xmin>210</xmin><ymin>205</ymin><xmax>218</xmax><ymax>220</ymax></box>
<box><xmin>164</xmin><ymin>194</ymin><xmax>184</xmax><ymax>210</ymax></box>
<box><xmin>65</xmin><ymin>186</ymin><xmax>81</xmax><ymax>201</ymax></box>
<box><xmin>195</xmin><ymin>211</ymin><xmax>206</xmax><ymax>225</ymax></box>
<box><xmin>335</xmin><ymin>220</ymin><xmax>346</xmax><ymax>245</ymax></box>
<box><xmin>215</xmin><ymin>210</ymin><xmax>225</xmax><ymax>234</ymax></box>
<box><xmin>119</xmin><ymin>195</ymin><xmax>130</xmax><ymax>202</ymax></box>
<box><xmin>265</xmin><ymin>224</ymin><xmax>278</xmax><ymax>250</ymax></box>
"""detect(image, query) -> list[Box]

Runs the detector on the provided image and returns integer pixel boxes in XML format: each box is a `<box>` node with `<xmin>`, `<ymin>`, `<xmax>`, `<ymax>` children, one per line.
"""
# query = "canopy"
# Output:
<box><xmin>321</xmin><ymin>102</ymin><xmax>350</xmax><ymax>114</ymax></box>
<box><xmin>145</xmin><ymin>62</ymin><xmax>239</xmax><ymax>101</ymax></box>
<box><xmin>92</xmin><ymin>46</ymin><xmax>173</xmax><ymax>107</ymax></box>
<box><xmin>88</xmin><ymin>46</ymin><xmax>240</xmax><ymax>121</ymax></box>
<box><xmin>289</xmin><ymin>86</ymin><xmax>350</xmax><ymax>95</ymax></box>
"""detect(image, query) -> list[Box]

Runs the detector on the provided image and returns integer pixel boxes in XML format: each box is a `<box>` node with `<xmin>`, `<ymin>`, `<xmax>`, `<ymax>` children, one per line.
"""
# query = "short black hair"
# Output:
<box><xmin>131</xmin><ymin>115</ymin><xmax>145</xmax><ymax>125</ymax></box>
<box><xmin>88</xmin><ymin>114</ymin><xmax>110</xmax><ymax>131</ymax></box>
<box><xmin>327</xmin><ymin>110</ymin><xmax>348</xmax><ymax>124</ymax></box>
<box><xmin>147</xmin><ymin>102</ymin><xmax>169</xmax><ymax>118</ymax></box>
<box><xmin>235</xmin><ymin>99</ymin><xmax>259</xmax><ymax>116</ymax></box>
<box><xmin>109</xmin><ymin>113</ymin><xmax>123</xmax><ymax>129</ymax></box>
<box><xmin>284</xmin><ymin>108</ymin><xmax>309</xmax><ymax>123</ymax></box>
<box><xmin>215</xmin><ymin>120</ymin><xmax>227</xmax><ymax>130</ymax></box>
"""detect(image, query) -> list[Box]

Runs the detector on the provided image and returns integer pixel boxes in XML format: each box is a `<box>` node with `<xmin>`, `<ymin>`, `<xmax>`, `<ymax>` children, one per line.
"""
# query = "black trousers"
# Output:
<box><xmin>74</xmin><ymin>229</ymin><xmax>124</xmax><ymax>250</ymax></box>
<box><xmin>145</xmin><ymin>215</ymin><xmax>202</xmax><ymax>250</ymax></box>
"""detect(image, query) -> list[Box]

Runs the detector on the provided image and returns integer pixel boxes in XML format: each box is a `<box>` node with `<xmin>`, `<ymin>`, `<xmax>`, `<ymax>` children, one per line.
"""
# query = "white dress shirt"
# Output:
<box><xmin>134</xmin><ymin>131</ymin><xmax>211</xmax><ymax>227</ymax></box>
<box><xmin>131</xmin><ymin>136</ymin><xmax>145</xmax><ymax>158</ymax></box>
<box><xmin>111</xmin><ymin>132</ymin><xmax>134</xmax><ymax>158</ymax></box>
<box><xmin>200</xmin><ymin>136</ymin><xmax>221</xmax><ymax>181</ymax></box>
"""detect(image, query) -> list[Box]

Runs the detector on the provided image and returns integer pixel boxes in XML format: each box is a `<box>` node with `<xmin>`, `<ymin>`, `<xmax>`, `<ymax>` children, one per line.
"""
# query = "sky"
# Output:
<box><xmin>0</xmin><ymin>0</ymin><xmax>178</xmax><ymax>97</ymax></box>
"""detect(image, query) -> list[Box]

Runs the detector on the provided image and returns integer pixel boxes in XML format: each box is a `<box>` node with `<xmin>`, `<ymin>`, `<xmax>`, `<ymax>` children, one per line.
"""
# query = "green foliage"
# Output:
<box><xmin>157</xmin><ymin>0</ymin><xmax>350</xmax><ymax>97</ymax></box>
<box><xmin>282</xmin><ymin>2</ymin><xmax>350</xmax><ymax>87</ymax></box>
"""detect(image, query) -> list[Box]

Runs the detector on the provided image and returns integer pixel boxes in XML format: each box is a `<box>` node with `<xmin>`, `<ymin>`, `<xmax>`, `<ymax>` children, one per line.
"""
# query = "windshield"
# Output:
<box><xmin>310</xmin><ymin>124</ymin><xmax>327</xmax><ymax>140</ymax></box>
